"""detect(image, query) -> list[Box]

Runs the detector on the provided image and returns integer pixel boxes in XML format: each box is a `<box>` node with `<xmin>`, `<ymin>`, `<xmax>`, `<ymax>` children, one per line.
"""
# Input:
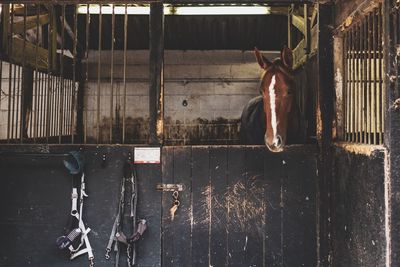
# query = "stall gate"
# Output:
<box><xmin>0</xmin><ymin>145</ymin><xmax>317</xmax><ymax>267</ymax></box>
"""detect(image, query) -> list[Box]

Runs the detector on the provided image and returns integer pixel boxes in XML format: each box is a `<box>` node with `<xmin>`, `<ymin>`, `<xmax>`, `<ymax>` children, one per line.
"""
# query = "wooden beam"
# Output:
<box><xmin>10</xmin><ymin>37</ymin><xmax>48</xmax><ymax>70</ymax></box>
<box><xmin>13</xmin><ymin>13</ymin><xmax>49</xmax><ymax>34</ymax></box>
<box><xmin>304</xmin><ymin>4</ymin><xmax>310</xmax><ymax>54</ymax></box>
<box><xmin>383</xmin><ymin>0</ymin><xmax>400</xmax><ymax>266</ymax></box>
<box><xmin>2</xmin><ymin>5</ymin><xmax>10</xmax><ymax>55</ymax></box>
<box><xmin>316</xmin><ymin>3</ymin><xmax>334</xmax><ymax>266</ymax></box>
<box><xmin>149</xmin><ymin>2</ymin><xmax>164</xmax><ymax>145</ymax></box>
<box><xmin>288</xmin><ymin>5</ymin><xmax>293</xmax><ymax>49</ymax></box>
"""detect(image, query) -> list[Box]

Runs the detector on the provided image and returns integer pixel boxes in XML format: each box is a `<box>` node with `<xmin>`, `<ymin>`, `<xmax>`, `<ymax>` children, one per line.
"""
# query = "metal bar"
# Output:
<box><xmin>38</xmin><ymin>72</ymin><xmax>43</xmax><ymax>138</ymax></box>
<box><xmin>110</xmin><ymin>4</ymin><xmax>115</xmax><ymax>144</ymax></box>
<box><xmin>351</xmin><ymin>27</ymin><xmax>356</xmax><ymax>142</ymax></box>
<box><xmin>354</xmin><ymin>24</ymin><xmax>360</xmax><ymax>143</ymax></box>
<box><xmin>363</xmin><ymin>16</ymin><xmax>368</xmax><ymax>144</ymax></box>
<box><xmin>359</xmin><ymin>20</ymin><xmax>366</xmax><ymax>143</ymax></box>
<box><xmin>97</xmin><ymin>4</ymin><xmax>102</xmax><ymax>144</ymax></box>
<box><xmin>50</xmin><ymin>75</ymin><xmax>55</xmax><ymax>137</ymax></box>
<box><xmin>376</xmin><ymin>7</ymin><xmax>382</xmax><ymax>144</ymax></box>
<box><xmin>15</xmin><ymin>65</ymin><xmax>20</xmax><ymax>140</ymax></box>
<box><xmin>378</xmin><ymin>4</ymin><xmax>384</xmax><ymax>144</ymax></box>
<box><xmin>348</xmin><ymin>28</ymin><xmax>352</xmax><ymax>141</ymax></box>
<box><xmin>71</xmin><ymin>4</ymin><xmax>77</xmax><ymax>143</ymax></box>
<box><xmin>371</xmin><ymin>9</ymin><xmax>380</xmax><ymax>144</ymax></box>
<box><xmin>45</xmin><ymin>7</ymin><xmax>53</xmax><ymax>142</ymax></box>
<box><xmin>371</xmin><ymin>8</ymin><xmax>381</xmax><ymax>144</ymax></box>
<box><xmin>122</xmin><ymin>3</ymin><xmax>127</xmax><ymax>144</ymax></box>
<box><xmin>33</xmin><ymin>4</ymin><xmax>40</xmax><ymax>142</ymax></box>
<box><xmin>20</xmin><ymin>4</ymin><xmax>27</xmax><ymax>143</ymax></box>
<box><xmin>7</xmin><ymin>61</ymin><xmax>12</xmax><ymax>142</ymax></box>
<box><xmin>7</xmin><ymin>5</ymin><xmax>14</xmax><ymax>142</ymax></box>
<box><xmin>367</xmin><ymin>12</ymin><xmax>372</xmax><ymax>144</ymax></box>
<box><xmin>10</xmin><ymin>64</ymin><xmax>16</xmax><ymax>140</ymax></box>
<box><xmin>59</xmin><ymin>4</ymin><xmax>66</xmax><ymax>143</ymax></box>
<box><xmin>84</xmin><ymin>3</ymin><xmax>90</xmax><ymax>144</ymax></box>
<box><xmin>65</xmin><ymin>78</ymin><xmax>70</xmax><ymax>136</ymax></box>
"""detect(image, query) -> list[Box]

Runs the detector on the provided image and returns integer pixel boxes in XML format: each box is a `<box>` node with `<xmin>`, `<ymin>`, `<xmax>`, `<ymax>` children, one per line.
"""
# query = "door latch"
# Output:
<box><xmin>156</xmin><ymin>183</ymin><xmax>184</xmax><ymax>192</ymax></box>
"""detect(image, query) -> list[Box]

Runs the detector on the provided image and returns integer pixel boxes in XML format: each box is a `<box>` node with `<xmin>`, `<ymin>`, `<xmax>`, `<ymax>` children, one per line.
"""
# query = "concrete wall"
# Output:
<box><xmin>84</xmin><ymin>50</ymin><xmax>280</xmax><ymax>144</ymax></box>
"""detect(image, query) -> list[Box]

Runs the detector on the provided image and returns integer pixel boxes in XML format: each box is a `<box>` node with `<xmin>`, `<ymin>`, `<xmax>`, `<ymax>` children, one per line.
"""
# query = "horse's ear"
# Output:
<box><xmin>254</xmin><ymin>47</ymin><xmax>272</xmax><ymax>70</ymax></box>
<box><xmin>281</xmin><ymin>46</ymin><xmax>293</xmax><ymax>70</ymax></box>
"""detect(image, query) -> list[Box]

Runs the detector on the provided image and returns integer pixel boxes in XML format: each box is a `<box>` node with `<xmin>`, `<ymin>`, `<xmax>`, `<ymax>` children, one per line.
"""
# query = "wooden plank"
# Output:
<box><xmin>13</xmin><ymin>13</ymin><xmax>49</xmax><ymax>34</ymax></box>
<box><xmin>161</xmin><ymin>146</ymin><xmax>175</xmax><ymax>267</ymax></box>
<box><xmin>244</xmin><ymin>146</ymin><xmax>265</xmax><ymax>266</ymax></box>
<box><xmin>383</xmin><ymin>0</ymin><xmax>400</xmax><ymax>265</ymax></box>
<box><xmin>173</xmin><ymin>146</ymin><xmax>192</xmax><ymax>266</ymax></box>
<box><xmin>227</xmin><ymin>146</ymin><xmax>246</xmax><ymax>266</ymax></box>
<box><xmin>281</xmin><ymin>151</ymin><xmax>317</xmax><ymax>267</ymax></box>
<box><xmin>149</xmin><ymin>3</ymin><xmax>164</xmax><ymax>145</ymax></box>
<box><xmin>317</xmin><ymin>3</ymin><xmax>335</xmax><ymax>266</ymax></box>
<box><xmin>135</xmin><ymin>150</ymin><xmax>162</xmax><ymax>267</ymax></box>
<box><xmin>264</xmin><ymin>151</ymin><xmax>284</xmax><ymax>266</ymax></box>
<box><xmin>209</xmin><ymin>146</ymin><xmax>228</xmax><ymax>267</ymax></box>
<box><xmin>191</xmin><ymin>146</ymin><xmax>210</xmax><ymax>266</ymax></box>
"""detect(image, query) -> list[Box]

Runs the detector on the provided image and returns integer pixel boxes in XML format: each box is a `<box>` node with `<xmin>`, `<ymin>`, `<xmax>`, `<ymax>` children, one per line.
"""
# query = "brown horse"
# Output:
<box><xmin>240</xmin><ymin>47</ymin><xmax>304</xmax><ymax>152</ymax></box>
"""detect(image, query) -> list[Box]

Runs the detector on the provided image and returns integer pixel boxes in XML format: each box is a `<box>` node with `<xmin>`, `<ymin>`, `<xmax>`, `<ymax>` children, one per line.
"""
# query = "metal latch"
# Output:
<box><xmin>156</xmin><ymin>183</ymin><xmax>184</xmax><ymax>192</ymax></box>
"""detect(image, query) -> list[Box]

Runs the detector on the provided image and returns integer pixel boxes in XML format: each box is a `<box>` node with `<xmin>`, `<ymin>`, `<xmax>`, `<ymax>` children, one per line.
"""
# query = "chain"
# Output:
<box><xmin>172</xmin><ymin>190</ymin><xmax>180</xmax><ymax>207</ymax></box>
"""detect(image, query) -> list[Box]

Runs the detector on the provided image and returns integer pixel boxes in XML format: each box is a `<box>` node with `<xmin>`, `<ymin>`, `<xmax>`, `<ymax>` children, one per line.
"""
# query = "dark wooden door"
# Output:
<box><xmin>161</xmin><ymin>145</ymin><xmax>317</xmax><ymax>267</ymax></box>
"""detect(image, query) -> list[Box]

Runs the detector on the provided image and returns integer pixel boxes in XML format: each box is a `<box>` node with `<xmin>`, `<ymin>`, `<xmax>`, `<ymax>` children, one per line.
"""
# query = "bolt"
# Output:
<box><xmin>393</xmin><ymin>98</ymin><xmax>400</xmax><ymax>110</ymax></box>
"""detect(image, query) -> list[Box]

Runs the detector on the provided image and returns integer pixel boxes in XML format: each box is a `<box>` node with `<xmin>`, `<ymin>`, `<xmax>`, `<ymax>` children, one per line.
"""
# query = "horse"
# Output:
<box><xmin>240</xmin><ymin>47</ymin><xmax>304</xmax><ymax>152</ymax></box>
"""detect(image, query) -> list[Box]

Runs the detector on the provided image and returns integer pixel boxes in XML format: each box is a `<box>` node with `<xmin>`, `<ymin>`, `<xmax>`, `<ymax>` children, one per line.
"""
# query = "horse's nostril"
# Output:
<box><xmin>275</xmin><ymin>135</ymin><xmax>283</xmax><ymax>147</ymax></box>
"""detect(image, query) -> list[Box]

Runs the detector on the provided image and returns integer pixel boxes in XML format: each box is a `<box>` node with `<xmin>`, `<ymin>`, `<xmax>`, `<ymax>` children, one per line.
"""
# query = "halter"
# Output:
<box><xmin>56</xmin><ymin>151</ymin><xmax>94</xmax><ymax>267</ymax></box>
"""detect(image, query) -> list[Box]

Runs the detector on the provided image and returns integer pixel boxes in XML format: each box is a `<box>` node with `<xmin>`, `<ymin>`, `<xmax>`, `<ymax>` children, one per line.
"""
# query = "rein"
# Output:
<box><xmin>105</xmin><ymin>153</ymin><xmax>147</xmax><ymax>266</ymax></box>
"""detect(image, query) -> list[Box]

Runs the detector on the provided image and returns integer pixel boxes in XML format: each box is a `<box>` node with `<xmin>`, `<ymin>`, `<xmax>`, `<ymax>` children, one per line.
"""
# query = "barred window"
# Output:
<box><xmin>343</xmin><ymin>5</ymin><xmax>384</xmax><ymax>145</ymax></box>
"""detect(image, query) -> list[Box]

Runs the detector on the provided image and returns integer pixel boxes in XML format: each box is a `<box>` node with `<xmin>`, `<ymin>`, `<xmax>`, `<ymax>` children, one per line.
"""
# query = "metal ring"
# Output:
<box><xmin>172</xmin><ymin>191</ymin><xmax>179</xmax><ymax>199</ymax></box>
<box><xmin>174</xmin><ymin>200</ymin><xmax>180</xmax><ymax>206</ymax></box>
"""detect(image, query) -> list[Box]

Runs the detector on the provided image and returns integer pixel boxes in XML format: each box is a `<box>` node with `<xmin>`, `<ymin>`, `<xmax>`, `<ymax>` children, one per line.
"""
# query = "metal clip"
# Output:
<box><xmin>156</xmin><ymin>183</ymin><xmax>184</xmax><ymax>192</ymax></box>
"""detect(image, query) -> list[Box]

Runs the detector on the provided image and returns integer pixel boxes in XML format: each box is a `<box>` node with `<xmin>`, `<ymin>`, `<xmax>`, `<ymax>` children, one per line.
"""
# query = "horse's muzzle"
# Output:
<box><xmin>265</xmin><ymin>134</ymin><xmax>284</xmax><ymax>153</ymax></box>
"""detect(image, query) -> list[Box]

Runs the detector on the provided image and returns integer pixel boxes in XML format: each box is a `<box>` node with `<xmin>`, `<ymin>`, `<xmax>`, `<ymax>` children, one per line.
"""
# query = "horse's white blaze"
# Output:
<box><xmin>269</xmin><ymin>75</ymin><xmax>278</xmax><ymax>145</ymax></box>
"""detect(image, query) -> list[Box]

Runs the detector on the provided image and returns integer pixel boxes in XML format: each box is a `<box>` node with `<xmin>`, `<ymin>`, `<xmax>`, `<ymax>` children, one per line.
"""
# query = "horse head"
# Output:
<box><xmin>254</xmin><ymin>47</ymin><xmax>295</xmax><ymax>152</ymax></box>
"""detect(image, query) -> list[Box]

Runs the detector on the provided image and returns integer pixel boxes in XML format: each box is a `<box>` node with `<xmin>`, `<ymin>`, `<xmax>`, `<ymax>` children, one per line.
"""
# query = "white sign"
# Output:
<box><xmin>134</xmin><ymin>147</ymin><xmax>161</xmax><ymax>164</ymax></box>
